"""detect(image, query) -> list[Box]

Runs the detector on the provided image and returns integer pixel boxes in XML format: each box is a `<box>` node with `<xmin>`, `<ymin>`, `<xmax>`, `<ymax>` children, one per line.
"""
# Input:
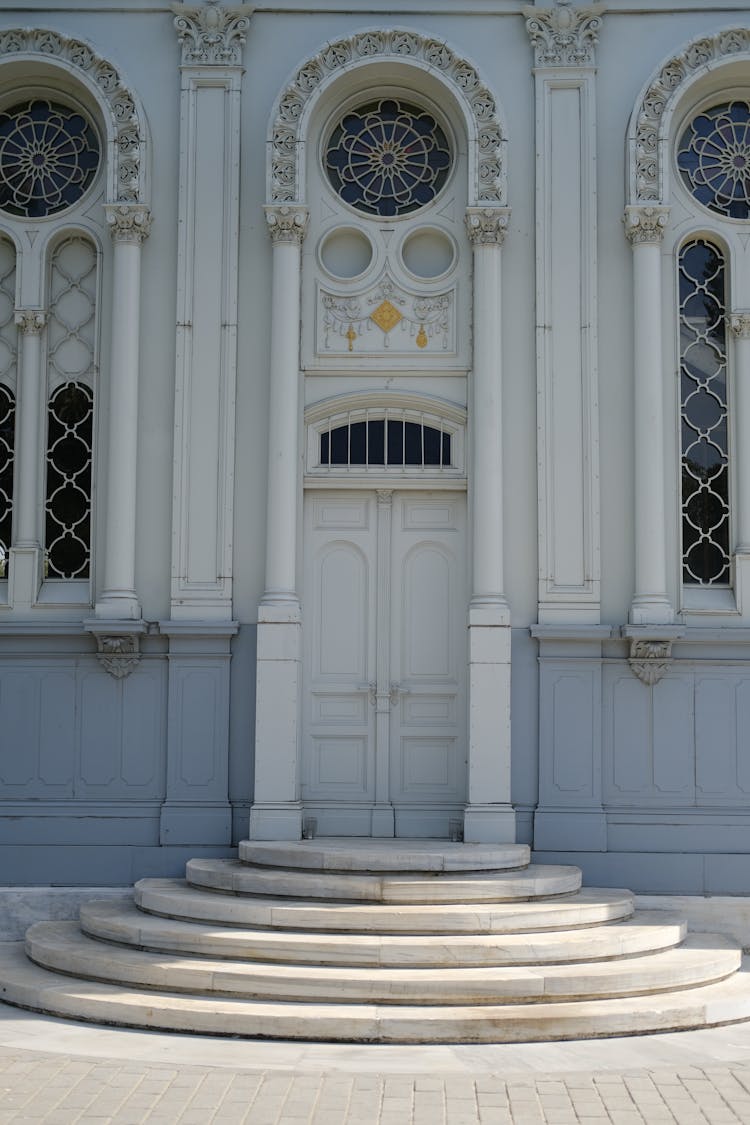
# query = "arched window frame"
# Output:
<box><xmin>305</xmin><ymin>393</ymin><xmax>467</xmax><ymax>486</ymax></box>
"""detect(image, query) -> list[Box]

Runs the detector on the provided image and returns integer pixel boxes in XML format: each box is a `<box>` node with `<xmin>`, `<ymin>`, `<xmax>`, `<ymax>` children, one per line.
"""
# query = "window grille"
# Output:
<box><xmin>45</xmin><ymin>236</ymin><xmax>96</xmax><ymax>579</ymax></box>
<box><xmin>319</xmin><ymin>414</ymin><xmax>452</xmax><ymax>467</ymax></box>
<box><xmin>677</xmin><ymin>101</ymin><xmax>750</xmax><ymax>221</ymax></box>
<box><xmin>0</xmin><ymin>236</ymin><xmax>16</xmax><ymax>563</ymax></box>
<box><xmin>679</xmin><ymin>238</ymin><xmax>730</xmax><ymax>585</ymax></box>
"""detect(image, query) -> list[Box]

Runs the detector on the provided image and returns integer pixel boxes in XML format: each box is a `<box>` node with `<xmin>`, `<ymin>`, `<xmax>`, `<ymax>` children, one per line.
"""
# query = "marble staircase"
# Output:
<box><xmin>1</xmin><ymin>839</ymin><xmax>749</xmax><ymax>1042</ymax></box>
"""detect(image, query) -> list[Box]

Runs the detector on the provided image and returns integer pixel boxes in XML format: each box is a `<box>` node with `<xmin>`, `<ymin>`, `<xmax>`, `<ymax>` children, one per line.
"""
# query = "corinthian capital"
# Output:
<box><xmin>173</xmin><ymin>1</ymin><xmax>253</xmax><ymax>66</ymax></box>
<box><xmin>465</xmin><ymin>207</ymin><xmax>511</xmax><ymax>247</ymax></box>
<box><xmin>729</xmin><ymin>312</ymin><xmax>750</xmax><ymax>340</ymax></box>
<box><xmin>624</xmin><ymin>205</ymin><xmax>669</xmax><ymax>246</ymax></box>
<box><xmin>105</xmin><ymin>204</ymin><xmax>152</xmax><ymax>244</ymax></box>
<box><xmin>14</xmin><ymin>309</ymin><xmax>46</xmax><ymax>335</ymax></box>
<box><xmin>264</xmin><ymin>205</ymin><xmax>309</xmax><ymax>245</ymax></box>
<box><xmin>524</xmin><ymin>1</ymin><xmax>603</xmax><ymax>67</ymax></box>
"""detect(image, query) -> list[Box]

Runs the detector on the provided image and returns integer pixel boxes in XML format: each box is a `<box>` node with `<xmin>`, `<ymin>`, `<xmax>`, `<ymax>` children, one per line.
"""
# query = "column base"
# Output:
<box><xmin>94</xmin><ymin>591</ymin><xmax>142</xmax><ymax>621</ymax></box>
<box><xmin>629</xmin><ymin>595</ymin><xmax>674</xmax><ymax>625</ymax></box>
<box><xmin>248</xmin><ymin>802</ymin><xmax>303</xmax><ymax>841</ymax></box>
<box><xmin>8</xmin><ymin>547</ymin><xmax>42</xmax><ymax>610</ymax></box>
<box><xmin>463</xmin><ymin>804</ymin><xmax>516</xmax><ymax>844</ymax></box>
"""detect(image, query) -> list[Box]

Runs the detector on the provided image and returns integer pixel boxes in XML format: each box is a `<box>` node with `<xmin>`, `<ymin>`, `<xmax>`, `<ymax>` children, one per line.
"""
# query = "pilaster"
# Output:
<box><xmin>8</xmin><ymin>310</ymin><xmax>46</xmax><ymax>609</ymax></box>
<box><xmin>463</xmin><ymin>206</ymin><xmax>515</xmax><ymax>844</ymax></box>
<box><xmin>525</xmin><ymin>0</ymin><xmax>602</xmax><ymax>624</ymax></box>
<box><xmin>729</xmin><ymin>312</ymin><xmax>750</xmax><ymax>614</ymax></box>
<box><xmin>170</xmin><ymin>1</ymin><xmax>251</xmax><ymax>621</ymax></box>
<box><xmin>624</xmin><ymin>205</ymin><xmax>673</xmax><ymax>625</ymax></box>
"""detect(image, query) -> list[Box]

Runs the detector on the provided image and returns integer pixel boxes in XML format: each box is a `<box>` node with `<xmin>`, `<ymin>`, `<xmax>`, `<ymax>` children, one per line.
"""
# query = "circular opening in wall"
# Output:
<box><xmin>319</xmin><ymin>228</ymin><xmax>373</xmax><ymax>279</ymax></box>
<box><xmin>401</xmin><ymin>228</ymin><xmax>455</xmax><ymax>279</ymax></box>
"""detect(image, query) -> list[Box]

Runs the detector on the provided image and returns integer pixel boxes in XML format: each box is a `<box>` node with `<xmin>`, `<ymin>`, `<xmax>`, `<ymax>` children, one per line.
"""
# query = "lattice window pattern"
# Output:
<box><xmin>0</xmin><ymin>236</ymin><xmax>16</xmax><ymax>564</ymax></box>
<box><xmin>677</xmin><ymin>101</ymin><xmax>750</xmax><ymax>220</ymax></box>
<box><xmin>680</xmin><ymin>238</ymin><xmax>730</xmax><ymax>585</ymax></box>
<box><xmin>320</xmin><ymin>415</ymin><xmax>452</xmax><ymax>467</ymax></box>
<box><xmin>45</xmin><ymin>236</ymin><xmax>97</xmax><ymax>579</ymax></box>
<box><xmin>325</xmin><ymin>98</ymin><xmax>451</xmax><ymax>217</ymax></box>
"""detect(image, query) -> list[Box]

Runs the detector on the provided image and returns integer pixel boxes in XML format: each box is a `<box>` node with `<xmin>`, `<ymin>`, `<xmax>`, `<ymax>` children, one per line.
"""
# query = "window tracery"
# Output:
<box><xmin>677</xmin><ymin>101</ymin><xmax>750</xmax><ymax>220</ymax></box>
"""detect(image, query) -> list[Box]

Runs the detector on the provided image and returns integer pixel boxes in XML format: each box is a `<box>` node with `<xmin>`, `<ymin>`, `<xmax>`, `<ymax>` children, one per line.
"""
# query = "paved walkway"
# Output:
<box><xmin>3</xmin><ymin>1005</ymin><xmax>750</xmax><ymax>1123</ymax></box>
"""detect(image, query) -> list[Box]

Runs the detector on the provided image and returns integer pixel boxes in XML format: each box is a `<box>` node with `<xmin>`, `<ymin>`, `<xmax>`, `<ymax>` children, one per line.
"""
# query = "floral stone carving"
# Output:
<box><xmin>524</xmin><ymin>1</ymin><xmax>603</xmax><ymax>68</ymax></box>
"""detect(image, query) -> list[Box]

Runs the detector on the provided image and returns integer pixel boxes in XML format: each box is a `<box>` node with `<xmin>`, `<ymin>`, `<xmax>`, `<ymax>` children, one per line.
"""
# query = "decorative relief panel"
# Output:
<box><xmin>172</xmin><ymin>1</ymin><xmax>253</xmax><ymax>67</ymax></box>
<box><xmin>0</xmin><ymin>28</ymin><xmax>147</xmax><ymax>203</ymax></box>
<box><xmin>523</xmin><ymin>1</ymin><xmax>602</xmax><ymax>68</ymax></box>
<box><xmin>318</xmin><ymin>272</ymin><xmax>454</xmax><ymax>356</ymax></box>
<box><xmin>269</xmin><ymin>29</ymin><xmax>505</xmax><ymax>206</ymax></box>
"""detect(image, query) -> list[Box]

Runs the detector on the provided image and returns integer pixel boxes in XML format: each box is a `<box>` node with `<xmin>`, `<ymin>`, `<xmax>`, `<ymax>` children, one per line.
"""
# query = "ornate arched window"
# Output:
<box><xmin>0</xmin><ymin>235</ymin><xmax>16</xmax><ymax>573</ymax></box>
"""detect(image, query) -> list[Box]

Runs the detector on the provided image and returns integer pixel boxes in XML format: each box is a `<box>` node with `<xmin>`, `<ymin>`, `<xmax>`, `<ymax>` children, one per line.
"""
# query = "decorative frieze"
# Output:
<box><xmin>319</xmin><ymin>273</ymin><xmax>454</xmax><ymax>356</ymax></box>
<box><xmin>465</xmin><ymin>207</ymin><xmax>511</xmax><ymax>246</ymax></box>
<box><xmin>172</xmin><ymin>1</ymin><xmax>253</xmax><ymax>66</ymax></box>
<box><xmin>524</xmin><ymin>1</ymin><xmax>602</xmax><ymax>68</ymax></box>
<box><xmin>628</xmin><ymin>638</ymin><xmax>674</xmax><ymax>687</ymax></box>
<box><xmin>623</xmin><ymin>206</ymin><xmax>669</xmax><ymax>245</ymax></box>
<box><xmin>105</xmin><ymin>204</ymin><xmax>152</xmax><ymax>244</ymax></box>
<box><xmin>265</xmin><ymin>206</ymin><xmax>309</xmax><ymax>245</ymax></box>
<box><xmin>14</xmin><ymin>310</ymin><xmax>46</xmax><ymax>336</ymax></box>
<box><xmin>269</xmin><ymin>30</ymin><xmax>505</xmax><ymax>206</ymax></box>
<box><xmin>729</xmin><ymin>312</ymin><xmax>750</xmax><ymax>340</ymax></box>
<box><xmin>0</xmin><ymin>28</ymin><xmax>146</xmax><ymax>203</ymax></box>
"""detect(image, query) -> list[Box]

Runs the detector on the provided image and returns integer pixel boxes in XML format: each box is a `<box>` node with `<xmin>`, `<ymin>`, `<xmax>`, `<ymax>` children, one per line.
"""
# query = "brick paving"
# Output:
<box><xmin>2</xmin><ymin>1048</ymin><xmax>750</xmax><ymax>1124</ymax></box>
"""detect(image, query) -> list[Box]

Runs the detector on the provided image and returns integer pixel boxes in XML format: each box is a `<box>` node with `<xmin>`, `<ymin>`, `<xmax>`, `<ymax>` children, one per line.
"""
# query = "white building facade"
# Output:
<box><xmin>1</xmin><ymin>0</ymin><xmax>749</xmax><ymax>894</ymax></box>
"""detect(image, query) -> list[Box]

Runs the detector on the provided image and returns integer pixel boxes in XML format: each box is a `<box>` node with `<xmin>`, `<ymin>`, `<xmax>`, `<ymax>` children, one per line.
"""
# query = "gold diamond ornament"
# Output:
<box><xmin>371</xmin><ymin>300</ymin><xmax>403</xmax><ymax>334</ymax></box>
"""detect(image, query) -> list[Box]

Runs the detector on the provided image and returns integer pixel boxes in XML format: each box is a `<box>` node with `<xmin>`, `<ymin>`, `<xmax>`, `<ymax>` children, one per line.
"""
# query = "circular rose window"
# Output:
<box><xmin>677</xmin><ymin>100</ymin><xmax>750</xmax><ymax>220</ymax></box>
<box><xmin>0</xmin><ymin>98</ymin><xmax>100</xmax><ymax>219</ymax></box>
<box><xmin>325</xmin><ymin>98</ymin><xmax>451</xmax><ymax>218</ymax></box>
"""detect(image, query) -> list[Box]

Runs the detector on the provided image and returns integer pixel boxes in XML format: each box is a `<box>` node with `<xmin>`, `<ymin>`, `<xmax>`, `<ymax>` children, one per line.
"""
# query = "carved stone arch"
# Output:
<box><xmin>627</xmin><ymin>26</ymin><xmax>750</xmax><ymax>206</ymax></box>
<box><xmin>267</xmin><ymin>27</ymin><xmax>507</xmax><ymax>208</ymax></box>
<box><xmin>0</xmin><ymin>27</ymin><xmax>150</xmax><ymax>204</ymax></box>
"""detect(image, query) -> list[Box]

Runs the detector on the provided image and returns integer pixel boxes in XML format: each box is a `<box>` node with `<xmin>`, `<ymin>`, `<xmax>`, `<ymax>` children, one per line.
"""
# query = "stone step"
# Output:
<box><xmin>79</xmin><ymin>900</ymin><xmax>687</xmax><ymax>967</ymax></box>
<box><xmin>2</xmin><ymin>942</ymin><xmax>749</xmax><ymax>1042</ymax></box>
<box><xmin>25</xmin><ymin>924</ymin><xmax>739</xmax><ymax>1005</ymax></box>
<box><xmin>135</xmin><ymin>879</ymin><xmax>634</xmax><ymax>935</ymax></box>
<box><xmin>185</xmin><ymin>858</ymin><xmax>582</xmax><ymax>903</ymax></box>
<box><xmin>238</xmin><ymin>838</ymin><xmax>531</xmax><ymax>873</ymax></box>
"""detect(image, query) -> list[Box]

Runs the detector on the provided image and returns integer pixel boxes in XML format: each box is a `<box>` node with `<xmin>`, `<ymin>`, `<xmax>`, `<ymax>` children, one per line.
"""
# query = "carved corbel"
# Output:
<box><xmin>628</xmin><ymin>638</ymin><xmax>673</xmax><ymax>686</ymax></box>
<box><xmin>84</xmin><ymin>620</ymin><xmax>147</xmax><ymax>679</ymax></box>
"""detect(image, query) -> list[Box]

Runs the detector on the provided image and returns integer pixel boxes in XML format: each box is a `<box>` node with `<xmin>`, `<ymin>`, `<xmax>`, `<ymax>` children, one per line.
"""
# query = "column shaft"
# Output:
<box><xmin>730</xmin><ymin>319</ymin><xmax>750</xmax><ymax>552</ymax></box>
<box><xmin>13</xmin><ymin>312</ymin><xmax>45</xmax><ymax>548</ymax></box>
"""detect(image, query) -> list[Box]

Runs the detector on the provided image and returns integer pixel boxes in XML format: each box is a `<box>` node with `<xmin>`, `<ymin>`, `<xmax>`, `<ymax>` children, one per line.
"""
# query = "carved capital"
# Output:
<box><xmin>524</xmin><ymin>1</ymin><xmax>603</xmax><ymax>67</ymax></box>
<box><xmin>624</xmin><ymin>205</ymin><xmax>669</xmax><ymax>246</ymax></box>
<box><xmin>628</xmin><ymin>638</ymin><xmax>673</xmax><ymax>686</ymax></box>
<box><xmin>94</xmin><ymin>632</ymin><xmax>142</xmax><ymax>679</ymax></box>
<box><xmin>105</xmin><ymin>204</ymin><xmax>152</xmax><ymax>244</ymax></box>
<box><xmin>264</xmin><ymin>205</ymin><xmax>309</xmax><ymax>245</ymax></box>
<box><xmin>14</xmin><ymin>309</ymin><xmax>46</xmax><ymax>335</ymax></box>
<box><xmin>729</xmin><ymin>312</ymin><xmax>750</xmax><ymax>340</ymax></box>
<box><xmin>173</xmin><ymin>1</ymin><xmax>253</xmax><ymax>66</ymax></box>
<box><xmin>465</xmin><ymin>207</ymin><xmax>511</xmax><ymax>246</ymax></box>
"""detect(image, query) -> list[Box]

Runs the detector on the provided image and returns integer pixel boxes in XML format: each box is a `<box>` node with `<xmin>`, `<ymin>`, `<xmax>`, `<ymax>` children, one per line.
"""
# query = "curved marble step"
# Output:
<box><xmin>80</xmin><ymin>900</ymin><xmax>686</xmax><ymax>968</ymax></box>
<box><xmin>185</xmin><ymin>858</ymin><xmax>582</xmax><ymax>903</ymax></box>
<box><xmin>135</xmin><ymin>879</ymin><xmax>634</xmax><ymax>935</ymax></box>
<box><xmin>239</xmin><ymin>838</ymin><xmax>531</xmax><ymax>873</ymax></box>
<box><xmin>26</xmin><ymin>924</ymin><xmax>740</xmax><ymax>1005</ymax></box>
<box><xmin>2</xmin><ymin>943</ymin><xmax>750</xmax><ymax>1042</ymax></box>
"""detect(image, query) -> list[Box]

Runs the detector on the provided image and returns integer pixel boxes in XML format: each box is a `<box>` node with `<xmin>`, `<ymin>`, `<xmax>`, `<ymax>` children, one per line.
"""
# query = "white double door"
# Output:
<box><xmin>302</xmin><ymin>489</ymin><xmax>467</xmax><ymax>837</ymax></box>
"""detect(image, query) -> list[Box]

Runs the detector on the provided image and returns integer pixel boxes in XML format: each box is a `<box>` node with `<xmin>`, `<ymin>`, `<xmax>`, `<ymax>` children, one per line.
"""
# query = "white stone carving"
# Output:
<box><xmin>629</xmin><ymin>28</ymin><xmax>750</xmax><ymax>203</ymax></box>
<box><xmin>105</xmin><ymin>205</ymin><xmax>152</xmax><ymax>244</ymax></box>
<box><xmin>319</xmin><ymin>273</ymin><xmax>454</xmax><ymax>355</ymax></box>
<box><xmin>172</xmin><ymin>1</ymin><xmax>253</xmax><ymax>66</ymax></box>
<box><xmin>13</xmin><ymin>310</ymin><xmax>46</xmax><ymax>336</ymax></box>
<box><xmin>524</xmin><ymin>1</ymin><xmax>603</xmax><ymax>68</ymax></box>
<box><xmin>265</xmin><ymin>206</ymin><xmax>309</xmax><ymax>244</ymax></box>
<box><xmin>269</xmin><ymin>30</ymin><xmax>505</xmax><ymax>206</ymax></box>
<box><xmin>94</xmin><ymin>633</ymin><xmax>141</xmax><ymax>678</ymax></box>
<box><xmin>729</xmin><ymin>312</ymin><xmax>750</xmax><ymax>340</ymax></box>
<box><xmin>628</xmin><ymin>638</ymin><xmax>674</xmax><ymax>686</ymax></box>
<box><xmin>623</xmin><ymin>206</ymin><xmax>669</xmax><ymax>245</ymax></box>
<box><xmin>465</xmin><ymin>207</ymin><xmax>511</xmax><ymax>246</ymax></box>
<box><xmin>0</xmin><ymin>28</ymin><xmax>147</xmax><ymax>203</ymax></box>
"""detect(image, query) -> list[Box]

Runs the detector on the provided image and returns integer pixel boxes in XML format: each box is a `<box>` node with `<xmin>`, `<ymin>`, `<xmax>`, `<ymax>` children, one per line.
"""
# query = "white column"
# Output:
<box><xmin>95</xmin><ymin>205</ymin><xmax>151</xmax><ymax>621</ymax></box>
<box><xmin>249</xmin><ymin>205</ymin><xmax>308</xmax><ymax>841</ymax></box>
<box><xmin>8</xmin><ymin>310</ymin><xmax>45</xmax><ymax>607</ymax></box>
<box><xmin>624</xmin><ymin>206</ymin><xmax>673</xmax><ymax>625</ymax></box>
<box><xmin>729</xmin><ymin>312</ymin><xmax>750</xmax><ymax>614</ymax></box>
<box><xmin>463</xmin><ymin>207</ymin><xmax>515</xmax><ymax>844</ymax></box>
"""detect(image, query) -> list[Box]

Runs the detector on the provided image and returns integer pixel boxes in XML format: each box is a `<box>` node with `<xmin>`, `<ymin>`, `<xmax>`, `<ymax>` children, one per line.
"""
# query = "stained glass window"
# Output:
<box><xmin>677</xmin><ymin>101</ymin><xmax>750</xmax><ymax>220</ymax></box>
<box><xmin>0</xmin><ymin>98</ymin><xmax>99</xmax><ymax>219</ymax></box>
<box><xmin>679</xmin><ymin>238</ymin><xmax>730</xmax><ymax>585</ymax></box>
<box><xmin>325</xmin><ymin>98</ymin><xmax>451</xmax><ymax>217</ymax></box>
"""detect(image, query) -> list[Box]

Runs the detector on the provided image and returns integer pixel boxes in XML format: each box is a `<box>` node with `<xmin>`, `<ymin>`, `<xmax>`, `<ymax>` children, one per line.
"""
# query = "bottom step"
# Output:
<box><xmin>2</xmin><ymin>943</ymin><xmax>750</xmax><ymax>1043</ymax></box>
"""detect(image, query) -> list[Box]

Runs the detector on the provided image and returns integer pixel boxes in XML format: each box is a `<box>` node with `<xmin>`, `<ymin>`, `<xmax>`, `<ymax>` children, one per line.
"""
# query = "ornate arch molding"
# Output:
<box><xmin>268</xmin><ymin>28</ymin><xmax>507</xmax><ymax>207</ymax></box>
<box><xmin>0</xmin><ymin>27</ymin><xmax>149</xmax><ymax>204</ymax></box>
<box><xmin>627</xmin><ymin>26</ymin><xmax>750</xmax><ymax>206</ymax></box>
